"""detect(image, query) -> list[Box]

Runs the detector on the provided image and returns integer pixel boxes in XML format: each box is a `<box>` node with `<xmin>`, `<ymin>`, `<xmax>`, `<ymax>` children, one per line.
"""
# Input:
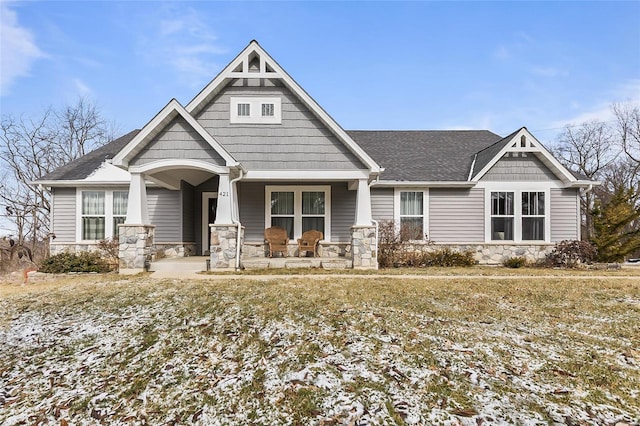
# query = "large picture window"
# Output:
<box><xmin>266</xmin><ymin>186</ymin><xmax>330</xmax><ymax>240</ymax></box>
<box><xmin>487</xmin><ymin>189</ymin><xmax>549</xmax><ymax>242</ymax></box>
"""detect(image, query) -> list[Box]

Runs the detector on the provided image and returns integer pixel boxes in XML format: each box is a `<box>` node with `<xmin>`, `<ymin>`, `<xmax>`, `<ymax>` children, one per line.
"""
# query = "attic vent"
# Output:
<box><xmin>266</xmin><ymin>63</ymin><xmax>275</xmax><ymax>72</ymax></box>
<box><xmin>520</xmin><ymin>135</ymin><xmax>527</xmax><ymax>147</ymax></box>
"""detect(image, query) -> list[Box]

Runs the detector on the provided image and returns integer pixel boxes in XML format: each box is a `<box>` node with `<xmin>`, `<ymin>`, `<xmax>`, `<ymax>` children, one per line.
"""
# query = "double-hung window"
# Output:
<box><xmin>491</xmin><ymin>191</ymin><xmax>514</xmax><ymax>241</ymax></box>
<box><xmin>521</xmin><ymin>191</ymin><xmax>545</xmax><ymax>240</ymax></box>
<box><xmin>78</xmin><ymin>190</ymin><xmax>128</xmax><ymax>241</ymax></box>
<box><xmin>237</xmin><ymin>103</ymin><xmax>250</xmax><ymax>117</ymax></box>
<box><xmin>266</xmin><ymin>186</ymin><xmax>330</xmax><ymax>240</ymax></box>
<box><xmin>488</xmin><ymin>189</ymin><xmax>548</xmax><ymax>242</ymax></box>
<box><xmin>394</xmin><ymin>189</ymin><xmax>428</xmax><ymax>241</ymax></box>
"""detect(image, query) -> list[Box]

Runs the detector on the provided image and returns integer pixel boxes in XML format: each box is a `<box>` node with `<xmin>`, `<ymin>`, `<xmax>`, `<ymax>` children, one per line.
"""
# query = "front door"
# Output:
<box><xmin>202</xmin><ymin>192</ymin><xmax>218</xmax><ymax>254</ymax></box>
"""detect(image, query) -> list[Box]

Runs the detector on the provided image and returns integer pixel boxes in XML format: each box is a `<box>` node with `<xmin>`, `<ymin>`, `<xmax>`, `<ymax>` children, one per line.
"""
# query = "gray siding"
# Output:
<box><xmin>52</xmin><ymin>187</ymin><xmax>76</xmax><ymax>242</ymax></box>
<box><xmin>371</xmin><ymin>188</ymin><xmax>394</xmax><ymax>221</ymax></box>
<box><xmin>181</xmin><ymin>181</ymin><xmax>195</xmax><ymax>242</ymax></box>
<box><xmin>131</xmin><ymin>116</ymin><xmax>225</xmax><ymax>166</ymax></box>
<box><xmin>238</xmin><ymin>182</ymin><xmax>265</xmax><ymax>241</ymax></box>
<box><xmin>331</xmin><ymin>183</ymin><xmax>355</xmax><ymax>242</ymax></box>
<box><xmin>429</xmin><ymin>188</ymin><xmax>485</xmax><ymax>242</ymax></box>
<box><xmin>238</xmin><ymin>182</ymin><xmax>355</xmax><ymax>242</ymax></box>
<box><xmin>551</xmin><ymin>188</ymin><xmax>579</xmax><ymax>241</ymax></box>
<box><xmin>482</xmin><ymin>154</ymin><xmax>557</xmax><ymax>181</ymax></box>
<box><xmin>194</xmin><ymin>176</ymin><xmax>220</xmax><ymax>253</ymax></box>
<box><xmin>147</xmin><ymin>188</ymin><xmax>181</xmax><ymax>242</ymax></box>
<box><xmin>195</xmin><ymin>84</ymin><xmax>365</xmax><ymax>170</ymax></box>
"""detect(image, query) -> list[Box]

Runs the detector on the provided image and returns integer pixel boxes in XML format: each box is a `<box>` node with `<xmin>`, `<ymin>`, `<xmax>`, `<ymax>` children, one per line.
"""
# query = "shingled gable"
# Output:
<box><xmin>111</xmin><ymin>99</ymin><xmax>238</xmax><ymax>169</ymax></box>
<box><xmin>469</xmin><ymin>127</ymin><xmax>590</xmax><ymax>187</ymax></box>
<box><xmin>185</xmin><ymin>40</ymin><xmax>382</xmax><ymax>174</ymax></box>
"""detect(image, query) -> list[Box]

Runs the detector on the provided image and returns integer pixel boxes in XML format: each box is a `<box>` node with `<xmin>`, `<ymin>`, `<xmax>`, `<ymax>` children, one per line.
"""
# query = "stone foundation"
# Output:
<box><xmin>351</xmin><ymin>225</ymin><xmax>378</xmax><ymax>269</ymax></box>
<box><xmin>118</xmin><ymin>225</ymin><xmax>155</xmax><ymax>274</ymax></box>
<box><xmin>50</xmin><ymin>243</ymin><xmax>101</xmax><ymax>255</ymax></box>
<box><xmin>153</xmin><ymin>243</ymin><xmax>197</xmax><ymax>259</ymax></box>
<box><xmin>431</xmin><ymin>243</ymin><xmax>555</xmax><ymax>265</ymax></box>
<box><xmin>210</xmin><ymin>225</ymin><xmax>244</xmax><ymax>269</ymax></box>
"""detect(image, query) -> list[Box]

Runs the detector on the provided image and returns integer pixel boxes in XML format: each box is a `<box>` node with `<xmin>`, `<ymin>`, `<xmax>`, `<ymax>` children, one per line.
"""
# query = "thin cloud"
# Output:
<box><xmin>0</xmin><ymin>1</ymin><xmax>45</xmax><ymax>95</ymax></box>
<box><xmin>137</xmin><ymin>6</ymin><xmax>227</xmax><ymax>87</ymax></box>
<box><xmin>73</xmin><ymin>78</ymin><xmax>91</xmax><ymax>96</ymax></box>
<box><xmin>530</xmin><ymin>66</ymin><xmax>567</xmax><ymax>78</ymax></box>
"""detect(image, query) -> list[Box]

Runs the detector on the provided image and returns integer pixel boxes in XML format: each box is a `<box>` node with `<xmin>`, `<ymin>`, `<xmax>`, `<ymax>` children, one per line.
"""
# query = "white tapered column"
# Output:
<box><xmin>354</xmin><ymin>178</ymin><xmax>372</xmax><ymax>226</ymax></box>
<box><xmin>125</xmin><ymin>172</ymin><xmax>149</xmax><ymax>224</ymax></box>
<box><xmin>215</xmin><ymin>173</ymin><xmax>233</xmax><ymax>224</ymax></box>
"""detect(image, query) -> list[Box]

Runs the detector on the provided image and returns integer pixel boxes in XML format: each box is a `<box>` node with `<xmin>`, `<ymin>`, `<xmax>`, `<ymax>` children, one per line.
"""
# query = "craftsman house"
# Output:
<box><xmin>34</xmin><ymin>41</ymin><xmax>594</xmax><ymax>271</ymax></box>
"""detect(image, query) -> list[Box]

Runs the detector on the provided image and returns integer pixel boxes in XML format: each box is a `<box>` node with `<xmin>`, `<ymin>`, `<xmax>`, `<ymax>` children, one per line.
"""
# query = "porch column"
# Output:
<box><xmin>119</xmin><ymin>172</ymin><xmax>154</xmax><ymax>274</ymax></box>
<box><xmin>354</xmin><ymin>179</ymin><xmax>373</xmax><ymax>226</ymax></box>
<box><xmin>214</xmin><ymin>173</ymin><xmax>233</xmax><ymax>224</ymax></box>
<box><xmin>125</xmin><ymin>172</ymin><xmax>149</xmax><ymax>224</ymax></box>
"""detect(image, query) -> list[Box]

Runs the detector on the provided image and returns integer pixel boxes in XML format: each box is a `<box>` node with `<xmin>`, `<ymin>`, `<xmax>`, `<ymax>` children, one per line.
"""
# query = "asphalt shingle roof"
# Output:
<box><xmin>38</xmin><ymin>130</ymin><xmax>140</xmax><ymax>181</ymax></box>
<box><xmin>347</xmin><ymin>130</ymin><xmax>503</xmax><ymax>181</ymax></box>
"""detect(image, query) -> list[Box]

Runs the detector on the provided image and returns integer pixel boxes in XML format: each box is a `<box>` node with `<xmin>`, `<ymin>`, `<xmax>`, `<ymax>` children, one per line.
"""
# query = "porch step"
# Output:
<box><xmin>149</xmin><ymin>257</ymin><xmax>208</xmax><ymax>274</ymax></box>
<box><xmin>241</xmin><ymin>257</ymin><xmax>352</xmax><ymax>270</ymax></box>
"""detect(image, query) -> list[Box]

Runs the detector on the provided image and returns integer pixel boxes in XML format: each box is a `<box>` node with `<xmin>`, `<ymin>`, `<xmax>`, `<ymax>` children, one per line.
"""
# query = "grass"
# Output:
<box><xmin>0</xmin><ymin>274</ymin><xmax>638</xmax><ymax>424</ymax></box>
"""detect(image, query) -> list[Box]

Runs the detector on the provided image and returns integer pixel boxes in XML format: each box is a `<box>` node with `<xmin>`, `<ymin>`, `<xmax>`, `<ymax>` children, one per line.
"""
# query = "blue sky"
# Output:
<box><xmin>2</xmin><ymin>0</ymin><xmax>639</xmax><ymax>144</ymax></box>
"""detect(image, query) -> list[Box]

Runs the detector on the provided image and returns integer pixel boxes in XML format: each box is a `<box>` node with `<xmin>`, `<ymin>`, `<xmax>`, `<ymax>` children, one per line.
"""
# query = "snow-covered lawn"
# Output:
<box><xmin>1</xmin><ymin>275</ymin><xmax>638</xmax><ymax>425</ymax></box>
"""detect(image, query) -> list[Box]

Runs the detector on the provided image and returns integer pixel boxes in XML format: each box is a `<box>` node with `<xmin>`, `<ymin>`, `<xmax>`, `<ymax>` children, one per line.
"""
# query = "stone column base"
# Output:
<box><xmin>119</xmin><ymin>224</ymin><xmax>155</xmax><ymax>274</ymax></box>
<box><xmin>351</xmin><ymin>225</ymin><xmax>378</xmax><ymax>269</ymax></box>
<box><xmin>210</xmin><ymin>224</ymin><xmax>244</xmax><ymax>270</ymax></box>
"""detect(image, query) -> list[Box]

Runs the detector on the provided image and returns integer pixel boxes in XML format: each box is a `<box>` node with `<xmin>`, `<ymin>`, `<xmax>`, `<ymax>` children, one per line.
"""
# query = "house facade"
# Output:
<box><xmin>35</xmin><ymin>41</ymin><xmax>594</xmax><ymax>272</ymax></box>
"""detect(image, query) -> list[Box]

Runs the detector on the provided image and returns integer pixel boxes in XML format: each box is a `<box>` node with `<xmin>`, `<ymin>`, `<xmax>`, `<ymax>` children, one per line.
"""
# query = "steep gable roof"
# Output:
<box><xmin>186</xmin><ymin>40</ymin><xmax>381</xmax><ymax>173</ymax></box>
<box><xmin>348</xmin><ymin>130</ymin><xmax>502</xmax><ymax>181</ymax></box>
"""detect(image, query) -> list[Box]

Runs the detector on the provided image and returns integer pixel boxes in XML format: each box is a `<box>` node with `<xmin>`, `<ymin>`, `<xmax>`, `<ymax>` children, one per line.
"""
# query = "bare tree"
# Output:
<box><xmin>554</xmin><ymin>120</ymin><xmax>619</xmax><ymax>239</ymax></box>
<box><xmin>0</xmin><ymin>97</ymin><xmax>116</xmax><ymax>246</ymax></box>
<box><xmin>613</xmin><ymin>102</ymin><xmax>640</xmax><ymax>168</ymax></box>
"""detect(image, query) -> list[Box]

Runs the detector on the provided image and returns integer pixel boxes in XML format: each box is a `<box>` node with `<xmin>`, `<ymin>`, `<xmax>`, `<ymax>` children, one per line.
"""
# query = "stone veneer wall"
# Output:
<box><xmin>210</xmin><ymin>225</ymin><xmax>244</xmax><ymax>269</ymax></box>
<box><xmin>119</xmin><ymin>225</ymin><xmax>155</xmax><ymax>273</ymax></box>
<box><xmin>351</xmin><ymin>226</ymin><xmax>378</xmax><ymax>269</ymax></box>
<box><xmin>153</xmin><ymin>243</ymin><xmax>197</xmax><ymax>259</ymax></box>
<box><xmin>242</xmin><ymin>241</ymin><xmax>350</xmax><ymax>258</ymax></box>
<box><xmin>431</xmin><ymin>243</ymin><xmax>555</xmax><ymax>265</ymax></box>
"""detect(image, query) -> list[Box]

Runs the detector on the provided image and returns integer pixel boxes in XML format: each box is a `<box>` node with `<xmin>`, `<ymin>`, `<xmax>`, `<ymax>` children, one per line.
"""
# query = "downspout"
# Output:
<box><xmin>369</xmin><ymin>176</ymin><xmax>380</xmax><ymax>269</ymax></box>
<box><xmin>230</xmin><ymin>169</ymin><xmax>244</xmax><ymax>271</ymax></box>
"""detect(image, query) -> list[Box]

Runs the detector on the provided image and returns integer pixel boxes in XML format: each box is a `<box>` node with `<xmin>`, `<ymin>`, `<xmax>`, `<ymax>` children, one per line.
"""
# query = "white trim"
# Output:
<box><xmin>472</xmin><ymin>128</ymin><xmax>576</xmax><ymax>183</ymax></box>
<box><xmin>264</xmin><ymin>185</ymin><xmax>331</xmax><ymax>241</ymax></box>
<box><xmin>373</xmin><ymin>180</ymin><xmax>476</xmax><ymax>188</ymax></box>
<box><xmin>393</xmin><ymin>188</ymin><xmax>429</xmax><ymax>240</ymax></box>
<box><xmin>244</xmin><ymin>170</ymin><xmax>369</xmax><ymax>181</ymax></box>
<box><xmin>201</xmin><ymin>192</ymin><xmax>218</xmax><ymax>254</ymax></box>
<box><xmin>483</xmin><ymin>187</ymin><xmax>551</xmax><ymax>243</ymax></box>
<box><xmin>128</xmin><ymin>159</ymin><xmax>230</xmax><ymax>176</ymax></box>
<box><xmin>185</xmin><ymin>41</ymin><xmax>381</xmax><ymax>174</ymax></box>
<box><xmin>75</xmin><ymin>188</ymin><xmax>129</xmax><ymax>243</ymax></box>
<box><xmin>230</xmin><ymin>97</ymin><xmax>282</xmax><ymax>124</ymax></box>
<box><xmin>111</xmin><ymin>99</ymin><xmax>238</xmax><ymax>168</ymax></box>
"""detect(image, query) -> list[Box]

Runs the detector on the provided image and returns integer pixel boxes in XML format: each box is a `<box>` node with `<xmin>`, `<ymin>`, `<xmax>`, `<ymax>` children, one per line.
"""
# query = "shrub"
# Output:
<box><xmin>39</xmin><ymin>251</ymin><xmax>113</xmax><ymax>273</ymax></box>
<box><xmin>421</xmin><ymin>248</ymin><xmax>476</xmax><ymax>267</ymax></box>
<box><xmin>503</xmin><ymin>256</ymin><xmax>528</xmax><ymax>268</ymax></box>
<box><xmin>546</xmin><ymin>240</ymin><xmax>597</xmax><ymax>268</ymax></box>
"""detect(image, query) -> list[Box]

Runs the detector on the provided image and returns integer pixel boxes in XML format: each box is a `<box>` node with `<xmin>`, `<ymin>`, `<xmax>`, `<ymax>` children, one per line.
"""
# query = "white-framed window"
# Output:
<box><xmin>265</xmin><ymin>186</ymin><xmax>331</xmax><ymax>241</ymax></box>
<box><xmin>394</xmin><ymin>188</ymin><xmax>429</xmax><ymax>240</ymax></box>
<box><xmin>237</xmin><ymin>103</ymin><xmax>250</xmax><ymax>117</ymax></box>
<box><xmin>483</xmin><ymin>186</ymin><xmax>550</xmax><ymax>242</ymax></box>
<box><xmin>230</xmin><ymin>97</ymin><xmax>281</xmax><ymax>124</ymax></box>
<box><xmin>76</xmin><ymin>189</ymin><xmax>128</xmax><ymax>241</ymax></box>
<box><xmin>490</xmin><ymin>191</ymin><xmax>514</xmax><ymax>241</ymax></box>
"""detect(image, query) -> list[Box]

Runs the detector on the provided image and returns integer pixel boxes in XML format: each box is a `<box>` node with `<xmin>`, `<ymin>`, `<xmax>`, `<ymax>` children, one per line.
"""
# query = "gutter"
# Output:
<box><xmin>230</xmin><ymin>169</ymin><xmax>244</xmax><ymax>271</ymax></box>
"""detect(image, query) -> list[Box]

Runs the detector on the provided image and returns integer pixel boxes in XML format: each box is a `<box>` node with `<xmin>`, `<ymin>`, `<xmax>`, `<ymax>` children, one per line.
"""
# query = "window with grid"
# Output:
<box><xmin>261</xmin><ymin>103</ymin><xmax>275</xmax><ymax>117</ymax></box>
<box><xmin>522</xmin><ymin>191</ymin><xmax>545</xmax><ymax>240</ymax></box>
<box><xmin>112</xmin><ymin>191</ymin><xmax>128</xmax><ymax>237</ymax></box>
<box><xmin>399</xmin><ymin>191</ymin><xmax>424</xmax><ymax>240</ymax></box>
<box><xmin>237</xmin><ymin>103</ymin><xmax>250</xmax><ymax>117</ymax></box>
<box><xmin>270</xmin><ymin>191</ymin><xmax>294</xmax><ymax>240</ymax></box>
<box><xmin>82</xmin><ymin>191</ymin><xmax>105</xmax><ymax>240</ymax></box>
<box><xmin>491</xmin><ymin>191</ymin><xmax>514</xmax><ymax>240</ymax></box>
<box><xmin>302</xmin><ymin>191</ymin><xmax>325</xmax><ymax>235</ymax></box>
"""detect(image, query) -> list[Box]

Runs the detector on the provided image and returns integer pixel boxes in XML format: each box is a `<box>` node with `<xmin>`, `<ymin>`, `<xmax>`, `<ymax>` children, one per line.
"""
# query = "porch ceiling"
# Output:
<box><xmin>148</xmin><ymin>168</ymin><xmax>214</xmax><ymax>189</ymax></box>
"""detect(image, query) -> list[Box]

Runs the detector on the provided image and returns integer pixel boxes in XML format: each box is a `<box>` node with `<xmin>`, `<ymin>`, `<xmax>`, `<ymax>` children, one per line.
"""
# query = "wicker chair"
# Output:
<box><xmin>264</xmin><ymin>226</ymin><xmax>289</xmax><ymax>258</ymax></box>
<box><xmin>297</xmin><ymin>230</ymin><xmax>323</xmax><ymax>257</ymax></box>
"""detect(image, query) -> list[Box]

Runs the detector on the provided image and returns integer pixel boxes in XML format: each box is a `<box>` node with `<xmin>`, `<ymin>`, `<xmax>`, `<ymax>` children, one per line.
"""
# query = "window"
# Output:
<box><xmin>112</xmin><ymin>191</ymin><xmax>128</xmax><ymax>237</ymax></box>
<box><xmin>491</xmin><ymin>192</ymin><xmax>514</xmax><ymax>240</ymax></box>
<box><xmin>522</xmin><ymin>191</ymin><xmax>545</xmax><ymax>240</ymax></box>
<box><xmin>261</xmin><ymin>103</ymin><xmax>274</xmax><ymax>117</ymax></box>
<box><xmin>82</xmin><ymin>191</ymin><xmax>105</xmax><ymax>240</ymax></box>
<box><xmin>230</xmin><ymin>97</ymin><xmax>281</xmax><ymax>124</ymax></box>
<box><xmin>237</xmin><ymin>103</ymin><xmax>250</xmax><ymax>117</ymax></box>
<box><xmin>400</xmin><ymin>191</ymin><xmax>424</xmax><ymax>240</ymax></box>
<box><xmin>266</xmin><ymin>186</ymin><xmax>330</xmax><ymax>240</ymax></box>
<box><xmin>77</xmin><ymin>189</ymin><xmax>129</xmax><ymax>241</ymax></box>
